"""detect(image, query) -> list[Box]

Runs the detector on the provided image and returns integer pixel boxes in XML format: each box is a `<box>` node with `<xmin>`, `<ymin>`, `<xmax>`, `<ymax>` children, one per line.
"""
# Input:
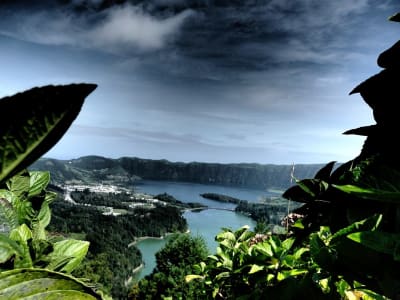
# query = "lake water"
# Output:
<box><xmin>133</xmin><ymin>180</ymin><xmax>282</xmax><ymax>279</ymax></box>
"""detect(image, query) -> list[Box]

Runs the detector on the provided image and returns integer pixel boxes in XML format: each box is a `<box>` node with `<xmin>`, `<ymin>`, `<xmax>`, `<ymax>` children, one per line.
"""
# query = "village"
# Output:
<box><xmin>61</xmin><ymin>183</ymin><xmax>168</xmax><ymax>216</ymax></box>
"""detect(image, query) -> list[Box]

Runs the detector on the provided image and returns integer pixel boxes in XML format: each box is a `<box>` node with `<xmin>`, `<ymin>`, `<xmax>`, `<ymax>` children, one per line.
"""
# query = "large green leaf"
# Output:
<box><xmin>28</xmin><ymin>171</ymin><xmax>50</xmax><ymax>197</ymax></box>
<box><xmin>0</xmin><ymin>268</ymin><xmax>104</xmax><ymax>299</ymax></box>
<box><xmin>347</xmin><ymin>231</ymin><xmax>400</xmax><ymax>260</ymax></box>
<box><xmin>0</xmin><ymin>84</ymin><xmax>97</xmax><ymax>184</ymax></box>
<box><xmin>332</xmin><ymin>184</ymin><xmax>400</xmax><ymax>204</ymax></box>
<box><xmin>48</xmin><ymin>239</ymin><xmax>90</xmax><ymax>273</ymax></box>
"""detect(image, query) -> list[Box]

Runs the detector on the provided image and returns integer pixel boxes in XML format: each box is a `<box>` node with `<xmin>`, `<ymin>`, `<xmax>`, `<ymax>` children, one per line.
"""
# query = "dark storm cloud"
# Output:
<box><xmin>1</xmin><ymin>0</ymin><xmax>396</xmax><ymax>74</ymax></box>
<box><xmin>0</xmin><ymin>0</ymin><xmax>194</xmax><ymax>53</ymax></box>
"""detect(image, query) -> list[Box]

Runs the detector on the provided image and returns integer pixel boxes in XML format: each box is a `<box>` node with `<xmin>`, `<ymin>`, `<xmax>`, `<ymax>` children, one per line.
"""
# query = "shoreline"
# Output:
<box><xmin>128</xmin><ymin>230</ymin><xmax>190</xmax><ymax>248</ymax></box>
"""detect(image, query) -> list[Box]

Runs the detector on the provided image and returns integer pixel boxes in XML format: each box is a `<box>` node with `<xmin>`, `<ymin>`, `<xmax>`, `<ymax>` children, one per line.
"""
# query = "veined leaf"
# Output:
<box><xmin>0</xmin><ymin>84</ymin><xmax>96</xmax><ymax>184</ymax></box>
<box><xmin>0</xmin><ymin>234</ymin><xmax>23</xmax><ymax>264</ymax></box>
<box><xmin>48</xmin><ymin>239</ymin><xmax>89</xmax><ymax>273</ymax></box>
<box><xmin>28</xmin><ymin>171</ymin><xmax>50</xmax><ymax>197</ymax></box>
<box><xmin>252</xmin><ymin>242</ymin><xmax>273</xmax><ymax>257</ymax></box>
<box><xmin>44</xmin><ymin>191</ymin><xmax>57</xmax><ymax>204</ymax></box>
<box><xmin>36</xmin><ymin>202</ymin><xmax>51</xmax><ymax>231</ymax></box>
<box><xmin>9</xmin><ymin>224</ymin><xmax>32</xmax><ymax>243</ymax></box>
<box><xmin>6</xmin><ymin>172</ymin><xmax>30</xmax><ymax>199</ymax></box>
<box><xmin>0</xmin><ymin>190</ymin><xmax>17</xmax><ymax>205</ymax></box>
<box><xmin>0</xmin><ymin>268</ymin><xmax>103</xmax><ymax>299</ymax></box>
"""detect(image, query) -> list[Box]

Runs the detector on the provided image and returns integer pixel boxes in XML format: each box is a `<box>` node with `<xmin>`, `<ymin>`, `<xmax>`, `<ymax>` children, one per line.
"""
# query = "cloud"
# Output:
<box><xmin>89</xmin><ymin>4</ymin><xmax>194</xmax><ymax>52</ymax></box>
<box><xmin>0</xmin><ymin>3</ymin><xmax>194</xmax><ymax>53</ymax></box>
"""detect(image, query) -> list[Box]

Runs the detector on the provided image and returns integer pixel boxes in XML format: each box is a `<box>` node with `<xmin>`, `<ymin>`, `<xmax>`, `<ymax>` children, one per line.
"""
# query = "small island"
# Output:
<box><xmin>200</xmin><ymin>193</ymin><xmax>242</xmax><ymax>204</ymax></box>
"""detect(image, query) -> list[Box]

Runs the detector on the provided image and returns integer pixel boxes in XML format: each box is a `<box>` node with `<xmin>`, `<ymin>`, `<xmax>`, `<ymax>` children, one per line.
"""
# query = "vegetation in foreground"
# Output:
<box><xmin>134</xmin><ymin>13</ymin><xmax>400</xmax><ymax>299</ymax></box>
<box><xmin>0</xmin><ymin>84</ymin><xmax>105</xmax><ymax>299</ymax></box>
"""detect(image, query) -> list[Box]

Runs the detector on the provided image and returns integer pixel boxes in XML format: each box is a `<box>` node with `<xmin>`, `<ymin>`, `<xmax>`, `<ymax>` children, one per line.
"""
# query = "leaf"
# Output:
<box><xmin>282</xmin><ymin>185</ymin><xmax>314</xmax><ymax>203</ymax></box>
<box><xmin>0</xmin><ymin>196</ymin><xmax>18</xmax><ymax>230</ymax></box>
<box><xmin>248</xmin><ymin>264</ymin><xmax>264</xmax><ymax>274</ymax></box>
<box><xmin>9</xmin><ymin>224</ymin><xmax>32</xmax><ymax>243</ymax></box>
<box><xmin>44</xmin><ymin>191</ymin><xmax>57</xmax><ymax>204</ymax></box>
<box><xmin>216</xmin><ymin>231</ymin><xmax>236</xmax><ymax>243</ymax></box>
<box><xmin>309</xmin><ymin>233</ymin><xmax>335</xmax><ymax>270</ymax></box>
<box><xmin>185</xmin><ymin>274</ymin><xmax>204</xmax><ymax>283</ymax></box>
<box><xmin>48</xmin><ymin>239</ymin><xmax>89</xmax><ymax>273</ymax></box>
<box><xmin>252</xmin><ymin>242</ymin><xmax>273</xmax><ymax>257</ymax></box>
<box><xmin>389</xmin><ymin>13</ymin><xmax>400</xmax><ymax>22</ymax></box>
<box><xmin>333</xmin><ymin>184</ymin><xmax>400</xmax><ymax>204</ymax></box>
<box><xmin>0</xmin><ymin>268</ymin><xmax>103</xmax><ymax>299</ymax></box>
<box><xmin>0</xmin><ymin>84</ymin><xmax>97</xmax><ymax>184</ymax></box>
<box><xmin>330</xmin><ymin>214</ymin><xmax>382</xmax><ymax>243</ymax></box>
<box><xmin>314</xmin><ymin>161</ymin><xmax>336</xmax><ymax>181</ymax></box>
<box><xmin>284</xmin><ymin>179</ymin><xmax>329</xmax><ymax>203</ymax></box>
<box><xmin>0</xmin><ymin>234</ymin><xmax>23</xmax><ymax>264</ymax></box>
<box><xmin>281</xmin><ymin>237</ymin><xmax>295</xmax><ymax>251</ymax></box>
<box><xmin>293</xmin><ymin>247</ymin><xmax>309</xmax><ymax>260</ymax></box>
<box><xmin>347</xmin><ymin>231</ymin><xmax>400</xmax><ymax>259</ymax></box>
<box><xmin>28</xmin><ymin>171</ymin><xmax>50</xmax><ymax>197</ymax></box>
<box><xmin>234</xmin><ymin>225</ymin><xmax>250</xmax><ymax>240</ymax></box>
<box><xmin>37</xmin><ymin>202</ymin><xmax>51</xmax><ymax>227</ymax></box>
<box><xmin>215</xmin><ymin>271</ymin><xmax>230</xmax><ymax>280</ymax></box>
<box><xmin>330</xmin><ymin>160</ymin><xmax>353</xmax><ymax>182</ymax></box>
<box><xmin>277</xmin><ymin>269</ymin><xmax>308</xmax><ymax>281</ymax></box>
<box><xmin>6</xmin><ymin>172</ymin><xmax>30</xmax><ymax>199</ymax></box>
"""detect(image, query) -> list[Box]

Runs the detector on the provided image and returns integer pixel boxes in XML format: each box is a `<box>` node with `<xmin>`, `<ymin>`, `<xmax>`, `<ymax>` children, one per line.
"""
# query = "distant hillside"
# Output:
<box><xmin>30</xmin><ymin>155</ymin><xmax>325</xmax><ymax>190</ymax></box>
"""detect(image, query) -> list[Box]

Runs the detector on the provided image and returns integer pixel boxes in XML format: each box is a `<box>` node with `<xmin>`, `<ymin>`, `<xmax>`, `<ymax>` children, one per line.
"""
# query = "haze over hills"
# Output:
<box><xmin>30</xmin><ymin>155</ymin><xmax>325</xmax><ymax>190</ymax></box>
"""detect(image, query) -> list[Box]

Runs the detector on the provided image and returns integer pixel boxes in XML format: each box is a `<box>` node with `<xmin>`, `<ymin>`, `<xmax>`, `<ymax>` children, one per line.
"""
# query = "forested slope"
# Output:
<box><xmin>31</xmin><ymin>155</ymin><xmax>324</xmax><ymax>190</ymax></box>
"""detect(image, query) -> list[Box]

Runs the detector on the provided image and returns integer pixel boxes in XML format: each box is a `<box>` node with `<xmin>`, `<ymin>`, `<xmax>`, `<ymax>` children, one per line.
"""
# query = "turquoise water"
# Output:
<box><xmin>134</xmin><ymin>180</ymin><xmax>279</xmax><ymax>279</ymax></box>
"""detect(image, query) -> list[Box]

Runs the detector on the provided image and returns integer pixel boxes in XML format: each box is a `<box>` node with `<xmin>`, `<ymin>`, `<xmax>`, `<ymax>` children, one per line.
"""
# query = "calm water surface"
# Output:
<box><xmin>134</xmin><ymin>180</ymin><xmax>281</xmax><ymax>279</ymax></box>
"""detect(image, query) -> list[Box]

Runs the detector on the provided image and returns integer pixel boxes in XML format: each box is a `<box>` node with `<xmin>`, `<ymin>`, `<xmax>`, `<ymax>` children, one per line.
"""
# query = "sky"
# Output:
<box><xmin>0</xmin><ymin>0</ymin><xmax>399</xmax><ymax>164</ymax></box>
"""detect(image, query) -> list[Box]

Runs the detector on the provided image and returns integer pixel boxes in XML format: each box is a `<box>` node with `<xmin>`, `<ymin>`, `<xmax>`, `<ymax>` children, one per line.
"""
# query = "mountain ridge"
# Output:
<box><xmin>30</xmin><ymin>155</ymin><xmax>326</xmax><ymax>190</ymax></box>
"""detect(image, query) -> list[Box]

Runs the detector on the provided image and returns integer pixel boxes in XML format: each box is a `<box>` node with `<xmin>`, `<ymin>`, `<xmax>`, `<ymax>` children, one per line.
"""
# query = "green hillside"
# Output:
<box><xmin>30</xmin><ymin>155</ymin><xmax>324</xmax><ymax>190</ymax></box>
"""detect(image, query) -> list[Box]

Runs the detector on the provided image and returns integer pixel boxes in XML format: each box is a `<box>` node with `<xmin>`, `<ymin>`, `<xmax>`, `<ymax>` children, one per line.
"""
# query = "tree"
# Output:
<box><xmin>131</xmin><ymin>234</ymin><xmax>209</xmax><ymax>300</ymax></box>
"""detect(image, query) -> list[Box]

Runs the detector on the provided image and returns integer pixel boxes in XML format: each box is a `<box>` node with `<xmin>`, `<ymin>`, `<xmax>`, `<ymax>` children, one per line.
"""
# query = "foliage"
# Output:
<box><xmin>48</xmin><ymin>191</ymin><xmax>188</xmax><ymax>298</ymax></box>
<box><xmin>0</xmin><ymin>171</ymin><xmax>89</xmax><ymax>272</ymax></box>
<box><xmin>186</xmin><ymin>226</ymin><xmax>322</xmax><ymax>299</ymax></box>
<box><xmin>0</xmin><ymin>84</ymin><xmax>102</xmax><ymax>299</ymax></box>
<box><xmin>183</xmin><ymin>13</ymin><xmax>400</xmax><ymax>300</ymax></box>
<box><xmin>131</xmin><ymin>234</ymin><xmax>209</xmax><ymax>300</ymax></box>
<box><xmin>0</xmin><ymin>84</ymin><xmax>96</xmax><ymax>183</ymax></box>
<box><xmin>0</xmin><ymin>268</ymin><xmax>104</xmax><ymax>300</ymax></box>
